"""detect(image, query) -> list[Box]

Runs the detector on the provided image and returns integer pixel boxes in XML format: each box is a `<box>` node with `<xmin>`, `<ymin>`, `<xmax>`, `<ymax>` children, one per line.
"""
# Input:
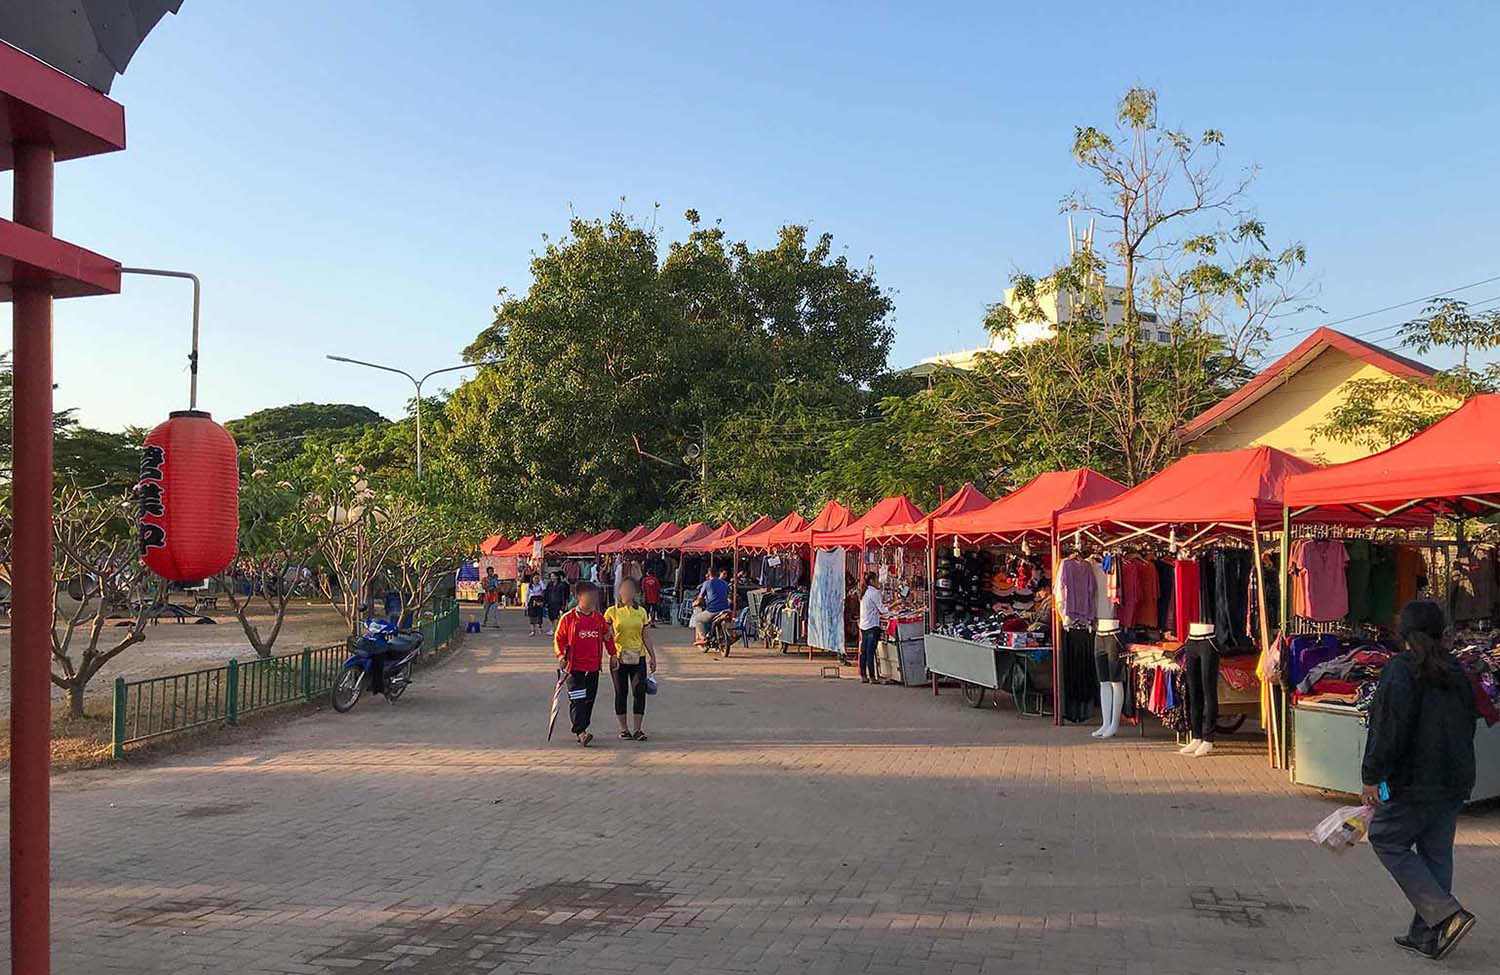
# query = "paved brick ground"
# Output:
<box><xmin>3</xmin><ymin>614</ymin><xmax>1497</xmax><ymax>973</ymax></box>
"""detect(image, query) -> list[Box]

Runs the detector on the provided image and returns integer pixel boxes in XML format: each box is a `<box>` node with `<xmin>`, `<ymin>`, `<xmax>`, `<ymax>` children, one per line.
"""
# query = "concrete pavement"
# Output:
<box><xmin>2</xmin><ymin>614</ymin><xmax>1497</xmax><ymax>973</ymax></box>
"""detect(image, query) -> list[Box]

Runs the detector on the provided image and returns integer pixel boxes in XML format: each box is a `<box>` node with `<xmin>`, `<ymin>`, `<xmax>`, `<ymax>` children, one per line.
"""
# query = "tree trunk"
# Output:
<box><xmin>68</xmin><ymin>680</ymin><xmax>86</xmax><ymax>718</ymax></box>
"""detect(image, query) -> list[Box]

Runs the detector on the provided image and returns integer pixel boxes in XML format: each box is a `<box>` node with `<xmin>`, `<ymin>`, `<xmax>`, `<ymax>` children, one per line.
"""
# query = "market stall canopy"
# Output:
<box><xmin>575</xmin><ymin>528</ymin><xmax>625</xmax><ymax>554</ymax></box>
<box><xmin>548</xmin><ymin>530</ymin><xmax>597</xmax><ymax>556</ymax></box>
<box><xmin>723</xmin><ymin>514</ymin><xmax>777</xmax><ymax>550</ymax></box>
<box><xmin>598</xmin><ymin>524</ymin><xmax>650</xmax><ymax>554</ymax></box>
<box><xmin>633</xmin><ymin>521</ymin><xmax>683</xmax><ymax>550</ymax></box>
<box><xmin>478</xmin><ymin>534</ymin><xmax>513</xmax><ymax>556</ymax></box>
<box><xmin>935</xmin><ymin>469</ymin><xmax>1126</xmax><ymax>543</ymax></box>
<box><xmin>1284</xmin><ymin>394</ymin><xmax>1500</xmax><ymax>524</ymax></box>
<box><xmin>679</xmin><ymin>520</ymin><xmax>741</xmax><ymax>554</ymax></box>
<box><xmin>866</xmin><ymin>483</ymin><xmax>990</xmax><ymax>546</ymax></box>
<box><xmin>1056</xmin><ymin>446</ymin><xmax>1316</xmax><ymax>542</ymax></box>
<box><xmin>657</xmin><ymin>521</ymin><xmax>711</xmax><ymax>551</ymax></box>
<box><xmin>741</xmin><ymin>511</ymin><xmax>809</xmax><ymax>551</ymax></box>
<box><xmin>495</xmin><ymin>533</ymin><xmax>562</xmax><ymax>558</ymax></box>
<box><xmin>815</xmin><ymin>496</ymin><xmax>925</xmax><ymax>549</ymax></box>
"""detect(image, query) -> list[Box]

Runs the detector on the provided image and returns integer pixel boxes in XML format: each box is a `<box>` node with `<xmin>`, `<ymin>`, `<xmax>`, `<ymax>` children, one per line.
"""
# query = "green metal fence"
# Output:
<box><xmin>112</xmin><ymin>598</ymin><xmax>461</xmax><ymax>757</ymax></box>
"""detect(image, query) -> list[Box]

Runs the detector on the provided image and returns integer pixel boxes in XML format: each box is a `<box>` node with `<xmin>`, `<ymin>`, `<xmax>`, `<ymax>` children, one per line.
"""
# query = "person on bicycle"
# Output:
<box><xmin>554</xmin><ymin>580</ymin><xmax>617</xmax><ymax>746</ymax></box>
<box><xmin>690</xmin><ymin>569</ymin><xmax>731</xmax><ymax>646</ymax></box>
<box><xmin>606</xmin><ymin>578</ymin><xmax>657</xmax><ymax>741</ymax></box>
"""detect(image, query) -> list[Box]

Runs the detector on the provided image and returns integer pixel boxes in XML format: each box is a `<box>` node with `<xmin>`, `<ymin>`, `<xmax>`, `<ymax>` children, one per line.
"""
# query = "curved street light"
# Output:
<box><xmin>325</xmin><ymin>356</ymin><xmax>493</xmax><ymax>478</ymax></box>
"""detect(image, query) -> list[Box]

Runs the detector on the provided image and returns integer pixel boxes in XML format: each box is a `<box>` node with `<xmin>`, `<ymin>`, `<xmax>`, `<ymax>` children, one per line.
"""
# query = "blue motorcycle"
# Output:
<box><xmin>330</xmin><ymin>619</ymin><xmax>424</xmax><ymax>713</ymax></box>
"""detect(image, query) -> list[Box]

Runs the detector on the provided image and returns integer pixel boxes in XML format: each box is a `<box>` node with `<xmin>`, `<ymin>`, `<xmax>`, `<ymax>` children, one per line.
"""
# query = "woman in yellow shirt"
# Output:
<box><xmin>606</xmin><ymin>578</ymin><xmax>657</xmax><ymax>741</ymax></box>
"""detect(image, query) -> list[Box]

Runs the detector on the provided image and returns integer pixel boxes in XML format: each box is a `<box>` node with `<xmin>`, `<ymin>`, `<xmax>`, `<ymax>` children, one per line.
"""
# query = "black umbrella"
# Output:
<box><xmin>0</xmin><ymin>1</ymin><xmax>184</xmax><ymax>93</ymax></box>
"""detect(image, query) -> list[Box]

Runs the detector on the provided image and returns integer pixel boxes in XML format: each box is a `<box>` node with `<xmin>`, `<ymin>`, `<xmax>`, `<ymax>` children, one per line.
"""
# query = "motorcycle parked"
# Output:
<box><xmin>331</xmin><ymin>619</ymin><xmax>424</xmax><ymax>713</ymax></box>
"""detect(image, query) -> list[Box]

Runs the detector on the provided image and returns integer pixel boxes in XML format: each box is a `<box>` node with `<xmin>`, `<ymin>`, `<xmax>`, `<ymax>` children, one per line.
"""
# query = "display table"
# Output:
<box><xmin>1292</xmin><ymin>701</ymin><xmax>1500</xmax><ymax>802</ymax></box>
<box><xmin>924</xmin><ymin>633</ymin><xmax>1052</xmax><ymax>716</ymax></box>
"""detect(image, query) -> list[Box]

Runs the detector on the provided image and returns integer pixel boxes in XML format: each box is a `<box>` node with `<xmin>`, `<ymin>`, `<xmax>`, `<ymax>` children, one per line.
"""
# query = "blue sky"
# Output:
<box><xmin>13</xmin><ymin>0</ymin><xmax>1500</xmax><ymax>429</ymax></box>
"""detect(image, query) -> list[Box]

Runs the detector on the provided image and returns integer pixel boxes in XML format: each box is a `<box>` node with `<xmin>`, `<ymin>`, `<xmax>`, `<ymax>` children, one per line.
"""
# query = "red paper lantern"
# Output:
<box><xmin>139</xmin><ymin>410</ymin><xmax>240</xmax><ymax>581</ymax></box>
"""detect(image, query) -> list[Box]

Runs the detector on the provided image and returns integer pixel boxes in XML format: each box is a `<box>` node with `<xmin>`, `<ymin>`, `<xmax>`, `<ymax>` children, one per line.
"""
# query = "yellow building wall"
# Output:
<box><xmin>1190</xmin><ymin>347</ymin><xmax>1451</xmax><ymax>464</ymax></box>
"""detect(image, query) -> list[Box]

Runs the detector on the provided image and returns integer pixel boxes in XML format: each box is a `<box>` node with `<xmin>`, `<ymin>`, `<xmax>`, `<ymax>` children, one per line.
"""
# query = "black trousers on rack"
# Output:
<box><xmin>1182</xmin><ymin>637</ymin><xmax>1221</xmax><ymax>741</ymax></box>
<box><xmin>1061</xmin><ymin>626</ymin><xmax>1099</xmax><ymax>723</ymax></box>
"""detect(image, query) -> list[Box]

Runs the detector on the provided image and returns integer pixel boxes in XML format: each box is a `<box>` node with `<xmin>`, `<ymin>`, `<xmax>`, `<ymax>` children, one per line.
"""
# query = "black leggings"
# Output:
<box><xmin>614</xmin><ymin>659</ymin><xmax>648</xmax><ymax>716</ymax></box>
<box><xmin>1183</xmin><ymin>637</ymin><xmax>1221</xmax><ymax>741</ymax></box>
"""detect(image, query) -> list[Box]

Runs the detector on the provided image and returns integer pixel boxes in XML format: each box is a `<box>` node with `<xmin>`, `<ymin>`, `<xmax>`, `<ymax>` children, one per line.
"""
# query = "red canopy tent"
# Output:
<box><xmin>739</xmin><ymin>511</ymin><xmax>808</xmax><ymax>552</ymax></box>
<box><xmin>657</xmin><ymin>521</ymin><xmax>711</xmax><ymax>551</ymax></box>
<box><xmin>1283</xmin><ymin>394</ymin><xmax>1500</xmax><ymax>524</ymax></box>
<box><xmin>548</xmin><ymin>530</ymin><xmax>597</xmax><ymax>556</ymax></box>
<box><xmin>679</xmin><ymin>520</ymin><xmax>740</xmax><ymax>554</ymax></box>
<box><xmin>936</xmin><ymin>469</ymin><xmax>1126</xmax><ymax>544</ymax></box>
<box><xmin>632</xmin><ymin>521</ymin><xmax>683</xmax><ymax>550</ymax></box>
<box><xmin>598</xmin><ymin>524</ymin><xmax>650</xmax><ymax>554</ymax></box>
<box><xmin>759</xmin><ymin>501</ymin><xmax>851</xmax><ymax>548</ymax></box>
<box><xmin>576</xmin><ymin>528</ymin><xmax>625</xmax><ymax>555</ymax></box>
<box><xmin>867</xmin><ymin>483</ymin><xmax>990</xmax><ymax>546</ymax></box>
<box><xmin>1057</xmin><ymin>446</ymin><xmax>1319</xmax><ymax>545</ymax></box>
<box><xmin>495</xmin><ymin>533</ymin><xmax>562</xmax><ymax>558</ymax></box>
<box><xmin>724</xmin><ymin>514</ymin><xmax>776</xmax><ymax>549</ymax></box>
<box><xmin>478</xmin><ymin>534</ymin><xmax>513</xmax><ymax>556</ymax></box>
<box><xmin>814</xmin><ymin>495</ymin><xmax>924</xmax><ymax>550</ymax></box>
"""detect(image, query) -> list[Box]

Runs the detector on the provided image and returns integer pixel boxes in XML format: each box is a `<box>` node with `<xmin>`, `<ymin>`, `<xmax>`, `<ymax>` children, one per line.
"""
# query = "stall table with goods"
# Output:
<box><xmin>930</xmin><ymin>469</ymin><xmax>1127</xmax><ymax>722</ymax></box>
<box><xmin>1280</xmin><ymin>395</ymin><xmax>1500</xmax><ymax>800</ymax></box>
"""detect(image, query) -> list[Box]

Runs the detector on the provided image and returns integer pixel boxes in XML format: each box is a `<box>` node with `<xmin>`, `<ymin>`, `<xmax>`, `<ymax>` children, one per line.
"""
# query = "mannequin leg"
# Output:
<box><xmin>1101</xmin><ymin>681</ymin><xmax>1125</xmax><ymax>738</ymax></box>
<box><xmin>1093</xmin><ymin>682</ymin><xmax>1114</xmax><ymax>737</ymax></box>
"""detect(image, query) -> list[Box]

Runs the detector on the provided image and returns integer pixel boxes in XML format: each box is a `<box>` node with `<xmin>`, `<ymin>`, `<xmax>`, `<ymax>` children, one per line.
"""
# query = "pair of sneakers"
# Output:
<box><xmin>1396</xmin><ymin>909</ymin><xmax>1476</xmax><ymax>960</ymax></box>
<box><xmin>1177</xmin><ymin>738</ymin><xmax>1215</xmax><ymax>757</ymax></box>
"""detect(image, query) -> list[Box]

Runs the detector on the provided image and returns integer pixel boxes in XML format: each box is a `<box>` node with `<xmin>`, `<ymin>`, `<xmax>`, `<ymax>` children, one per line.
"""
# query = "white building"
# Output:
<box><xmin>907</xmin><ymin>283</ymin><xmax>1169</xmax><ymax>375</ymax></box>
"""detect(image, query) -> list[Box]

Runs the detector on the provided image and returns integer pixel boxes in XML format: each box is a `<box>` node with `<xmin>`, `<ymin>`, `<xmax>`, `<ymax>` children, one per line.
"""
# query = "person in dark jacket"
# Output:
<box><xmin>1361</xmin><ymin>600</ymin><xmax>1478</xmax><ymax>960</ymax></box>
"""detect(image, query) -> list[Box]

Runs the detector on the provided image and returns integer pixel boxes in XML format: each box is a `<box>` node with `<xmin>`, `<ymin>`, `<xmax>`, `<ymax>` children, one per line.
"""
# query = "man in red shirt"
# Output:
<box><xmin>640</xmin><ymin>573</ymin><xmax>661</xmax><ymax>627</ymax></box>
<box><xmin>553</xmin><ymin>580</ymin><xmax>617</xmax><ymax>745</ymax></box>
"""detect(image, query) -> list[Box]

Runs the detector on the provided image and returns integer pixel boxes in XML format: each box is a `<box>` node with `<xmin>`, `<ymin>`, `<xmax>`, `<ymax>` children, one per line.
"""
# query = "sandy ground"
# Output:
<box><xmin>0</xmin><ymin>601</ymin><xmax>356</xmax><ymax>711</ymax></box>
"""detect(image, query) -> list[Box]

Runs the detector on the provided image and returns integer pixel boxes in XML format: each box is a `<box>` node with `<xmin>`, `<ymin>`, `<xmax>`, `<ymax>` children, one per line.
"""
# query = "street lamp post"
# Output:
<box><xmin>325</xmin><ymin>356</ymin><xmax>487</xmax><ymax>478</ymax></box>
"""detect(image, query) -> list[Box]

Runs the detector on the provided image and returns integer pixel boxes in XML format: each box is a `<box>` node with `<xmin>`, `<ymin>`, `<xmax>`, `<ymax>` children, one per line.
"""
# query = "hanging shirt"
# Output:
<box><xmin>1058</xmin><ymin>558</ymin><xmax>1096</xmax><ymax>624</ymax></box>
<box><xmin>1091</xmin><ymin>560</ymin><xmax>1116</xmax><ymax>621</ymax></box>
<box><xmin>1299</xmin><ymin>539</ymin><xmax>1350</xmax><ymax>622</ymax></box>
<box><xmin>1174</xmin><ymin>559</ymin><xmax>1201</xmax><ymax>636</ymax></box>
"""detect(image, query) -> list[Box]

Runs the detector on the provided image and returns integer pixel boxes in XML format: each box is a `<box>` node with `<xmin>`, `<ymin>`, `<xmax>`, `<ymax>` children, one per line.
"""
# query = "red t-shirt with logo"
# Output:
<box><xmin>641</xmin><ymin>575</ymin><xmax>660</xmax><ymax>603</ymax></box>
<box><xmin>554</xmin><ymin>609</ymin><xmax>617</xmax><ymax>672</ymax></box>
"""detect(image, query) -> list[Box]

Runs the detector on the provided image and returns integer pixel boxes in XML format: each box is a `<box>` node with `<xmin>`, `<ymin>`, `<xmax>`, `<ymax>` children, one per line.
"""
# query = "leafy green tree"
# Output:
<box><xmin>1312</xmin><ymin>298</ymin><xmax>1500</xmax><ymax>450</ymax></box>
<box><xmin>227</xmin><ymin>402</ymin><xmax>388</xmax><ymax>468</ymax></box>
<box><xmin>983</xmin><ymin>87</ymin><xmax>1308</xmax><ymax>483</ymax></box>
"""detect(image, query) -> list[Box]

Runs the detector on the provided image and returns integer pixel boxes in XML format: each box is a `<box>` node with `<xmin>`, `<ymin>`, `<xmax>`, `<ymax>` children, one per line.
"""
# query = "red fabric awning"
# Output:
<box><xmin>1283</xmin><ymin>394</ymin><xmax>1500</xmax><ymax>523</ymax></box>
<box><xmin>548</xmin><ymin>530</ymin><xmax>597</xmax><ymax>556</ymax></box>
<box><xmin>478</xmin><ymin>534</ymin><xmax>513</xmax><ymax>556</ymax></box>
<box><xmin>656</xmin><ymin>521</ymin><xmax>711</xmax><ymax>551</ymax></box>
<box><xmin>867</xmin><ymin>483</ymin><xmax>991</xmax><ymax>546</ymax></box>
<box><xmin>741</xmin><ymin>511</ymin><xmax>809</xmax><ymax>551</ymax></box>
<box><xmin>575</xmin><ymin>528</ymin><xmax>624</xmax><ymax>554</ymax></box>
<box><xmin>935</xmin><ymin>469</ymin><xmax>1126</xmax><ymax>542</ymax></box>
<box><xmin>598</xmin><ymin>524</ymin><xmax>650</xmax><ymax>554</ymax></box>
<box><xmin>631</xmin><ymin>521</ymin><xmax>683</xmax><ymax>550</ymax></box>
<box><xmin>1057</xmin><ymin>447</ymin><xmax>1317</xmax><ymax>539</ymax></box>
<box><xmin>679</xmin><ymin>520</ymin><xmax>741</xmax><ymax>554</ymax></box>
<box><xmin>691</xmin><ymin>514</ymin><xmax>777</xmax><ymax>553</ymax></box>
<box><xmin>760</xmin><ymin>502</ymin><xmax>851</xmax><ymax>548</ymax></box>
<box><xmin>815</xmin><ymin>496</ymin><xmax>924</xmax><ymax>549</ymax></box>
<box><xmin>495</xmin><ymin>533</ymin><xmax>563</xmax><ymax>558</ymax></box>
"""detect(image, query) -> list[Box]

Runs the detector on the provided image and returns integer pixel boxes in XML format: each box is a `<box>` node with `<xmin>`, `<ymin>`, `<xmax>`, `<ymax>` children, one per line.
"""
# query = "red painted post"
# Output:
<box><xmin>1049</xmin><ymin>515</ymin><xmax>1063</xmax><ymax>728</ymax></box>
<box><xmin>11</xmin><ymin>139</ymin><xmax>56</xmax><ymax>975</ymax></box>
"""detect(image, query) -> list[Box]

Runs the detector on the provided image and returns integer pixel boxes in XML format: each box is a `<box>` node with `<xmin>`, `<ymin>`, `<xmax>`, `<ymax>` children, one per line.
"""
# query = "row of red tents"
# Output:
<box><xmin>473</xmin><ymin>394</ymin><xmax>1500</xmax><ymax>562</ymax></box>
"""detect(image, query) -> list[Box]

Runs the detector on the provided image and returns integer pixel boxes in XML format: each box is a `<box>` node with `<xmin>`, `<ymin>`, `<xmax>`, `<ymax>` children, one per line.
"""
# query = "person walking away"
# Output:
<box><xmin>481</xmin><ymin>566</ymin><xmax>502</xmax><ymax>629</ymax></box>
<box><xmin>641</xmin><ymin>572</ymin><xmax>661</xmax><ymax>627</ymax></box>
<box><xmin>525</xmin><ymin>573</ymin><xmax>547</xmax><ymax>637</ymax></box>
<box><xmin>858</xmin><ymin>572</ymin><xmax>891</xmax><ymax>684</ymax></box>
<box><xmin>546</xmin><ymin>571</ymin><xmax>571</xmax><ymax>632</ymax></box>
<box><xmin>1362</xmin><ymin>600</ymin><xmax>1478</xmax><ymax>960</ymax></box>
<box><xmin>606</xmin><ymin>578</ymin><xmax>657</xmax><ymax>740</ymax></box>
<box><xmin>690</xmin><ymin>569</ymin><xmax>731</xmax><ymax>646</ymax></box>
<box><xmin>554</xmin><ymin>581</ymin><xmax>617</xmax><ymax>746</ymax></box>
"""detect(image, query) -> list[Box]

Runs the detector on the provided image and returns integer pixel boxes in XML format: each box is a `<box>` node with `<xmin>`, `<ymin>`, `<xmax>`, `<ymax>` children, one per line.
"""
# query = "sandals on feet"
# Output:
<box><xmin>619</xmin><ymin>730</ymin><xmax>634</xmax><ymax>739</ymax></box>
<box><xmin>632</xmin><ymin>731</ymin><xmax>649</xmax><ymax>741</ymax></box>
<box><xmin>578</xmin><ymin>732</ymin><xmax>593</xmax><ymax>747</ymax></box>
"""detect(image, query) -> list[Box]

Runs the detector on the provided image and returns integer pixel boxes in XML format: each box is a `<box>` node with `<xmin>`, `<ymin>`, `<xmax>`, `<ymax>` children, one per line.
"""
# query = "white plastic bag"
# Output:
<box><xmin>1309</xmin><ymin>804</ymin><xmax>1372</xmax><ymax>852</ymax></box>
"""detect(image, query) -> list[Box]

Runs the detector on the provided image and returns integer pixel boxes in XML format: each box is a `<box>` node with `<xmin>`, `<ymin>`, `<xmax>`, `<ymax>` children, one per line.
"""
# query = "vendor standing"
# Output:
<box><xmin>857</xmin><ymin>572</ymin><xmax>891</xmax><ymax>684</ymax></box>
